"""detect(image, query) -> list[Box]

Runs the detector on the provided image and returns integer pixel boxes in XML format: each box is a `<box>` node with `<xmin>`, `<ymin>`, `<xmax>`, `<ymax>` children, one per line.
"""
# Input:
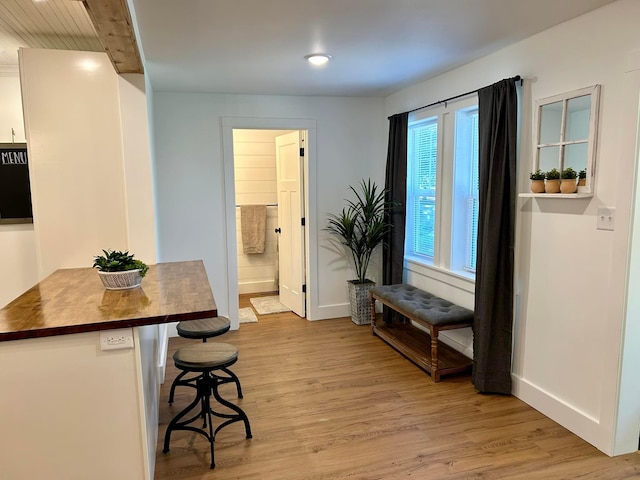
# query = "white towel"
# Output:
<box><xmin>241</xmin><ymin>205</ymin><xmax>267</xmax><ymax>254</ymax></box>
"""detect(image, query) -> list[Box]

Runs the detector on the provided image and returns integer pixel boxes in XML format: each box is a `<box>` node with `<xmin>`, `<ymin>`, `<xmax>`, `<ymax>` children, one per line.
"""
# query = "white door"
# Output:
<box><xmin>275</xmin><ymin>131</ymin><xmax>306</xmax><ymax>317</ymax></box>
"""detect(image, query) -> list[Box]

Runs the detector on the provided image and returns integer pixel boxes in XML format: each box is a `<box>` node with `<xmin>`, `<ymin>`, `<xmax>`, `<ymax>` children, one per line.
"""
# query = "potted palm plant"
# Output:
<box><xmin>93</xmin><ymin>249</ymin><xmax>149</xmax><ymax>290</ymax></box>
<box><xmin>326</xmin><ymin>179</ymin><xmax>394</xmax><ymax>325</ymax></box>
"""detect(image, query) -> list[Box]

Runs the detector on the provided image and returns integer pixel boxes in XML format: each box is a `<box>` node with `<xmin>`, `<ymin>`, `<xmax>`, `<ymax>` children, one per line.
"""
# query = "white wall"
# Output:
<box><xmin>16</xmin><ymin>48</ymin><xmax>159</xmax><ymax>477</ymax></box>
<box><xmin>0</xmin><ymin>71</ymin><xmax>38</xmax><ymax>308</ymax></box>
<box><xmin>19</xmin><ymin>49</ymin><xmax>156</xmax><ymax>275</ymax></box>
<box><xmin>0</xmin><ymin>331</ymin><xmax>148</xmax><ymax>480</ymax></box>
<box><xmin>152</xmin><ymin>93</ymin><xmax>386</xmax><ymax>323</ymax></box>
<box><xmin>385</xmin><ymin>0</ymin><xmax>640</xmax><ymax>456</ymax></box>
<box><xmin>234</xmin><ymin>129</ymin><xmax>289</xmax><ymax>294</ymax></box>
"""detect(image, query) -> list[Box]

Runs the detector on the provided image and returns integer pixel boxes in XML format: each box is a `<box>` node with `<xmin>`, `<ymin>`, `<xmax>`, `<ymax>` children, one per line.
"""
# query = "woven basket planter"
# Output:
<box><xmin>97</xmin><ymin>269</ymin><xmax>142</xmax><ymax>290</ymax></box>
<box><xmin>348</xmin><ymin>280</ymin><xmax>375</xmax><ymax>325</ymax></box>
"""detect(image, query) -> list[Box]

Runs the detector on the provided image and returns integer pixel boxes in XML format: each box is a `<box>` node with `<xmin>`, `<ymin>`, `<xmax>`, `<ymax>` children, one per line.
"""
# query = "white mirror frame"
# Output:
<box><xmin>532</xmin><ymin>84</ymin><xmax>601</xmax><ymax>197</ymax></box>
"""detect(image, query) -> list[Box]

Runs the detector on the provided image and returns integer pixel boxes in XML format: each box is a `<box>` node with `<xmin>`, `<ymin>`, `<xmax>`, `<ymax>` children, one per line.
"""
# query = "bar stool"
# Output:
<box><xmin>163</xmin><ymin>342</ymin><xmax>252</xmax><ymax>469</ymax></box>
<box><xmin>168</xmin><ymin>317</ymin><xmax>243</xmax><ymax>404</ymax></box>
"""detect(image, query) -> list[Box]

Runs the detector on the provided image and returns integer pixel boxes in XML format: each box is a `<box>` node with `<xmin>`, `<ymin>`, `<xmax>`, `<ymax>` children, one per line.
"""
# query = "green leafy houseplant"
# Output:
<box><xmin>578</xmin><ymin>169</ymin><xmax>587</xmax><ymax>180</ymax></box>
<box><xmin>93</xmin><ymin>249</ymin><xmax>149</xmax><ymax>277</ymax></box>
<box><xmin>326</xmin><ymin>179</ymin><xmax>394</xmax><ymax>284</ymax></box>
<box><xmin>529</xmin><ymin>169</ymin><xmax>545</xmax><ymax>181</ymax></box>
<box><xmin>545</xmin><ymin>168</ymin><xmax>561</xmax><ymax>180</ymax></box>
<box><xmin>560</xmin><ymin>167</ymin><xmax>577</xmax><ymax>179</ymax></box>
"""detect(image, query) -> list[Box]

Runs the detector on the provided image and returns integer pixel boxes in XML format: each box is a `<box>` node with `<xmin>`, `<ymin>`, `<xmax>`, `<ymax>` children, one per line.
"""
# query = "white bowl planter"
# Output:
<box><xmin>97</xmin><ymin>269</ymin><xmax>142</xmax><ymax>290</ymax></box>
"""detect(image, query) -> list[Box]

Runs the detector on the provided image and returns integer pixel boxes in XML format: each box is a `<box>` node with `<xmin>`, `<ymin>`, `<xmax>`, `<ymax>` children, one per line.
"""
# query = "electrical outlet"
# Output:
<box><xmin>597</xmin><ymin>207</ymin><xmax>615</xmax><ymax>231</ymax></box>
<box><xmin>100</xmin><ymin>328</ymin><xmax>134</xmax><ymax>351</ymax></box>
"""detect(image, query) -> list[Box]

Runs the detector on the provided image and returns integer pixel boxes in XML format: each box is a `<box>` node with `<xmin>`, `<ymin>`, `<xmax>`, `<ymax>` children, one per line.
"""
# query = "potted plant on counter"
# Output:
<box><xmin>544</xmin><ymin>168</ymin><xmax>561</xmax><ymax>193</ymax></box>
<box><xmin>326</xmin><ymin>179</ymin><xmax>394</xmax><ymax>325</ymax></box>
<box><xmin>93</xmin><ymin>249</ymin><xmax>149</xmax><ymax>290</ymax></box>
<box><xmin>529</xmin><ymin>169</ymin><xmax>545</xmax><ymax>193</ymax></box>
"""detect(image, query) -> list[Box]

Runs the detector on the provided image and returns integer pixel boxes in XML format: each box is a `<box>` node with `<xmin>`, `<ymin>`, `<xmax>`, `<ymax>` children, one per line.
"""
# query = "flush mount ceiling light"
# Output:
<box><xmin>304</xmin><ymin>53</ymin><xmax>332</xmax><ymax>66</ymax></box>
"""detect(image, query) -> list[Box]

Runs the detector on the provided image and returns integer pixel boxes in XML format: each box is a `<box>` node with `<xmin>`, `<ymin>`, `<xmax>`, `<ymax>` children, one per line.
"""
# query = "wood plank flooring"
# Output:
<box><xmin>154</xmin><ymin>295</ymin><xmax>640</xmax><ymax>479</ymax></box>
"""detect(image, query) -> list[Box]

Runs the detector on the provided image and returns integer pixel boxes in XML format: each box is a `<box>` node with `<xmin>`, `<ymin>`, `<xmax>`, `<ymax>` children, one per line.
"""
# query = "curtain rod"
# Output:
<box><xmin>403</xmin><ymin>75</ymin><xmax>521</xmax><ymax>116</ymax></box>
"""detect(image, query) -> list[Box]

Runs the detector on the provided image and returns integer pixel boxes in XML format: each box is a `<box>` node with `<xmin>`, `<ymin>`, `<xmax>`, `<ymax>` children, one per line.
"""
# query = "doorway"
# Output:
<box><xmin>221</xmin><ymin>116</ymin><xmax>317</xmax><ymax>329</ymax></box>
<box><xmin>233</xmin><ymin>128</ymin><xmax>306</xmax><ymax>319</ymax></box>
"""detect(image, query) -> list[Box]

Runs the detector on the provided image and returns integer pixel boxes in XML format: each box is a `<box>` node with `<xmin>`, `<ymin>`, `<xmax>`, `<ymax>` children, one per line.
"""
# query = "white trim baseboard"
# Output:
<box><xmin>512</xmin><ymin>374</ymin><xmax>611</xmax><ymax>455</ymax></box>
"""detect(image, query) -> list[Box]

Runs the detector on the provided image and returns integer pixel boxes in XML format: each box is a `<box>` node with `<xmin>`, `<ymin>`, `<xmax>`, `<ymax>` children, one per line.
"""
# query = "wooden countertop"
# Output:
<box><xmin>0</xmin><ymin>260</ymin><xmax>217</xmax><ymax>342</ymax></box>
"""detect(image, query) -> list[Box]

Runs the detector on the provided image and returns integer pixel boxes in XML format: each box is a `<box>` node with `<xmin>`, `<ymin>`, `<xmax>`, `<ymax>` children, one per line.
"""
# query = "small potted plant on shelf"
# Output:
<box><xmin>326</xmin><ymin>179</ymin><xmax>395</xmax><ymax>325</ymax></box>
<box><xmin>560</xmin><ymin>167</ymin><xmax>578</xmax><ymax>194</ymax></box>
<box><xmin>544</xmin><ymin>168</ymin><xmax>561</xmax><ymax>193</ymax></box>
<box><xmin>92</xmin><ymin>249</ymin><xmax>149</xmax><ymax>290</ymax></box>
<box><xmin>529</xmin><ymin>169</ymin><xmax>546</xmax><ymax>193</ymax></box>
<box><xmin>577</xmin><ymin>169</ymin><xmax>587</xmax><ymax>192</ymax></box>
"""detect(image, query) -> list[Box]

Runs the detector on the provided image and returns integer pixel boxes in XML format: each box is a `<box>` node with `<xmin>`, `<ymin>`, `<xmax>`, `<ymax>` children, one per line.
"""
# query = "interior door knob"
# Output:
<box><xmin>275</xmin><ymin>227</ymin><xmax>281</xmax><ymax>233</ymax></box>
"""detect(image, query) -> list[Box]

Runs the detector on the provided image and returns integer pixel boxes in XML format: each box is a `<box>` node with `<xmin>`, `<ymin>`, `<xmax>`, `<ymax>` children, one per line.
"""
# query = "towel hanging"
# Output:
<box><xmin>240</xmin><ymin>205</ymin><xmax>267</xmax><ymax>254</ymax></box>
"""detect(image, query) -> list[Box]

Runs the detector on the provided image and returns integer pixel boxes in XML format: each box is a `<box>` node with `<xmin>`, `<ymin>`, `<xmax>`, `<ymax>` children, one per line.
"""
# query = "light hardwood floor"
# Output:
<box><xmin>154</xmin><ymin>295</ymin><xmax>640</xmax><ymax>479</ymax></box>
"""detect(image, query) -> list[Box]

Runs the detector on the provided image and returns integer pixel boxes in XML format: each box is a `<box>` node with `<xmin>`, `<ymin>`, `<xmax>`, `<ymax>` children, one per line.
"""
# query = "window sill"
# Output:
<box><xmin>404</xmin><ymin>257</ymin><xmax>475</xmax><ymax>294</ymax></box>
<box><xmin>519</xmin><ymin>192</ymin><xmax>593</xmax><ymax>199</ymax></box>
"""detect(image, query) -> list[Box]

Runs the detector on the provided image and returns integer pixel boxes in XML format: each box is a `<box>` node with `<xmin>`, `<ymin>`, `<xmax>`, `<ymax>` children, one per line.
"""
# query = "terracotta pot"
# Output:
<box><xmin>545</xmin><ymin>179</ymin><xmax>561</xmax><ymax>194</ymax></box>
<box><xmin>530</xmin><ymin>179</ymin><xmax>545</xmax><ymax>193</ymax></box>
<box><xmin>577</xmin><ymin>178</ymin><xmax>588</xmax><ymax>193</ymax></box>
<box><xmin>560</xmin><ymin>179</ymin><xmax>577</xmax><ymax>194</ymax></box>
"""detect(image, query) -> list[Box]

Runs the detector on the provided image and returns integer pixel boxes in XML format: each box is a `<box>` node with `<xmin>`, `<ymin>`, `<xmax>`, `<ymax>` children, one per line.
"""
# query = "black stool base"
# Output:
<box><xmin>168</xmin><ymin>367</ymin><xmax>243</xmax><ymax>404</ymax></box>
<box><xmin>163</xmin><ymin>372</ymin><xmax>252</xmax><ymax>469</ymax></box>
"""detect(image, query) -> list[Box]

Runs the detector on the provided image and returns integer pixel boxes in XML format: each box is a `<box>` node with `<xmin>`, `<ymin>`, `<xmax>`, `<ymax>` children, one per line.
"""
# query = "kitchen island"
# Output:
<box><xmin>0</xmin><ymin>260</ymin><xmax>216</xmax><ymax>480</ymax></box>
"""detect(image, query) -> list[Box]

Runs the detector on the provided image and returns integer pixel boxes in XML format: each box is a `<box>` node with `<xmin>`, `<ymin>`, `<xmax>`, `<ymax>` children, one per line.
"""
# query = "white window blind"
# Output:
<box><xmin>407</xmin><ymin>116</ymin><xmax>438</xmax><ymax>260</ymax></box>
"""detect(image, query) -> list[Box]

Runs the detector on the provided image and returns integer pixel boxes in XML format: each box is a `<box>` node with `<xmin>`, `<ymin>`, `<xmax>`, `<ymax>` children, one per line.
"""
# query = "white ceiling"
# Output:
<box><xmin>0</xmin><ymin>0</ymin><xmax>101</xmax><ymax>70</ymax></box>
<box><xmin>130</xmin><ymin>0</ymin><xmax>617</xmax><ymax>96</ymax></box>
<box><xmin>0</xmin><ymin>0</ymin><xmax>617</xmax><ymax>96</ymax></box>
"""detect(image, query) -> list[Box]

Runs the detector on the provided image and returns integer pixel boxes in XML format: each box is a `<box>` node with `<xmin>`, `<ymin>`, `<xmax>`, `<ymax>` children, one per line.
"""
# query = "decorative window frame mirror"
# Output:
<box><xmin>531</xmin><ymin>84</ymin><xmax>601</xmax><ymax>197</ymax></box>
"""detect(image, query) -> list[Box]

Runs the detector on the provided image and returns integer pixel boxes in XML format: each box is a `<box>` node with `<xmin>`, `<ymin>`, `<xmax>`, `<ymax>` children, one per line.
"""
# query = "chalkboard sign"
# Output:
<box><xmin>0</xmin><ymin>143</ymin><xmax>33</xmax><ymax>224</ymax></box>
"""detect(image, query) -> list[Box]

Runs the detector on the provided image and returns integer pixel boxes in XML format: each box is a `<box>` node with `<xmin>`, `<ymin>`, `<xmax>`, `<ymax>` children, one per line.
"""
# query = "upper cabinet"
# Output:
<box><xmin>525</xmin><ymin>85</ymin><xmax>601</xmax><ymax>198</ymax></box>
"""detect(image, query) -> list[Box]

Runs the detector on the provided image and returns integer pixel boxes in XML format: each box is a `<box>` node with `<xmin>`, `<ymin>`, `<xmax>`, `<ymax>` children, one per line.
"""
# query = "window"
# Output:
<box><xmin>405</xmin><ymin>97</ymin><xmax>479</xmax><ymax>279</ymax></box>
<box><xmin>533</xmin><ymin>85</ymin><xmax>600</xmax><ymax>196</ymax></box>
<box><xmin>407</xmin><ymin>116</ymin><xmax>438</xmax><ymax>260</ymax></box>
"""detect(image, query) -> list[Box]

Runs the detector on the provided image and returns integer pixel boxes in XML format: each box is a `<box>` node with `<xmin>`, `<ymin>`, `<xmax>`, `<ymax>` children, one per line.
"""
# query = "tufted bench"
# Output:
<box><xmin>369</xmin><ymin>284</ymin><xmax>473</xmax><ymax>382</ymax></box>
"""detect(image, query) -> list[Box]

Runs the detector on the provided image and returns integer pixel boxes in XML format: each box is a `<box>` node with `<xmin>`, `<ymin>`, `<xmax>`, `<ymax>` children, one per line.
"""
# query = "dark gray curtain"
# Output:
<box><xmin>473</xmin><ymin>78</ymin><xmax>518</xmax><ymax>394</ymax></box>
<box><xmin>383</xmin><ymin>113</ymin><xmax>408</xmax><ymax>287</ymax></box>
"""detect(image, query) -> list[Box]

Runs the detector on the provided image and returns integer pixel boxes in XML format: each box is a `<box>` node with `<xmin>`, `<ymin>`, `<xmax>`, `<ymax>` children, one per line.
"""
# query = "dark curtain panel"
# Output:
<box><xmin>473</xmin><ymin>79</ymin><xmax>518</xmax><ymax>394</ymax></box>
<box><xmin>383</xmin><ymin>113</ymin><xmax>408</xmax><ymax>287</ymax></box>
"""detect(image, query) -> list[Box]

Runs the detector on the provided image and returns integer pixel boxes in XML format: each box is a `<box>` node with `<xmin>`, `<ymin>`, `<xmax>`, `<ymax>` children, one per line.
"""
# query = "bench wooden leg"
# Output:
<box><xmin>430</xmin><ymin>326</ymin><xmax>440</xmax><ymax>382</ymax></box>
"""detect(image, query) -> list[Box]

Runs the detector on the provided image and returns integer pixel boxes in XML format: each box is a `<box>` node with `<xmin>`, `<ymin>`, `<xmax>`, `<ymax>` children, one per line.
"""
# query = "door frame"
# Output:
<box><xmin>221</xmin><ymin>117</ymin><xmax>317</xmax><ymax>329</ymax></box>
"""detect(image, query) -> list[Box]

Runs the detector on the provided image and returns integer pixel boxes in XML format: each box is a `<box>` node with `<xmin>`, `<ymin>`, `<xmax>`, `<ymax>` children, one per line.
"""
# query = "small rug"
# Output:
<box><xmin>249</xmin><ymin>295</ymin><xmax>291</xmax><ymax>315</ymax></box>
<box><xmin>239</xmin><ymin>307</ymin><xmax>258</xmax><ymax>323</ymax></box>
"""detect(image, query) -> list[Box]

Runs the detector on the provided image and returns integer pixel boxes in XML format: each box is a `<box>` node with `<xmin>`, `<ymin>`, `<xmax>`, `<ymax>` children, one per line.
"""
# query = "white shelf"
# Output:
<box><xmin>519</xmin><ymin>192</ymin><xmax>593</xmax><ymax>199</ymax></box>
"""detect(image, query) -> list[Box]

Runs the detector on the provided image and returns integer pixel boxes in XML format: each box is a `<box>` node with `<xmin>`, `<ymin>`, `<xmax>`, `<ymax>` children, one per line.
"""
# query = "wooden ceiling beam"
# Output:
<box><xmin>81</xmin><ymin>0</ymin><xmax>143</xmax><ymax>74</ymax></box>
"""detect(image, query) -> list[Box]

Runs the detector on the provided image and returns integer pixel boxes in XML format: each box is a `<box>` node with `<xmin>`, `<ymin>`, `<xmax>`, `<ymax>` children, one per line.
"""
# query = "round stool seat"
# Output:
<box><xmin>173</xmin><ymin>342</ymin><xmax>238</xmax><ymax>371</ymax></box>
<box><xmin>176</xmin><ymin>316</ymin><xmax>230</xmax><ymax>339</ymax></box>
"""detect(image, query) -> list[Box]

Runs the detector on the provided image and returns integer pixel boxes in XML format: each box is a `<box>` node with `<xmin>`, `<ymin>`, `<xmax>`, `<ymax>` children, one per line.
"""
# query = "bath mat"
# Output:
<box><xmin>249</xmin><ymin>296</ymin><xmax>291</xmax><ymax>315</ymax></box>
<box><xmin>239</xmin><ymin>307</ymin><xmax>258</xmax><ymax>323</ymax></box>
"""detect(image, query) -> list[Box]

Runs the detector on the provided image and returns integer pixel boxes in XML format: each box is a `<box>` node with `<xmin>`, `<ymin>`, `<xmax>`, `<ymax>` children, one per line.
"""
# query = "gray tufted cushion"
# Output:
<box><xmin>371</xmin><ymin>284</ymin><xmax>473</xmax><ymax>326</ymax></box>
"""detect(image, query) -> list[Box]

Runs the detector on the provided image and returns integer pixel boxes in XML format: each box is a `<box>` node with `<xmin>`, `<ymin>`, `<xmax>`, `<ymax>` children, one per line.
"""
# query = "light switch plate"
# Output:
<box><xmin>597</xmin><ymin>207</ymin><xmax>615</xmax><ymax>231</ymax></box>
